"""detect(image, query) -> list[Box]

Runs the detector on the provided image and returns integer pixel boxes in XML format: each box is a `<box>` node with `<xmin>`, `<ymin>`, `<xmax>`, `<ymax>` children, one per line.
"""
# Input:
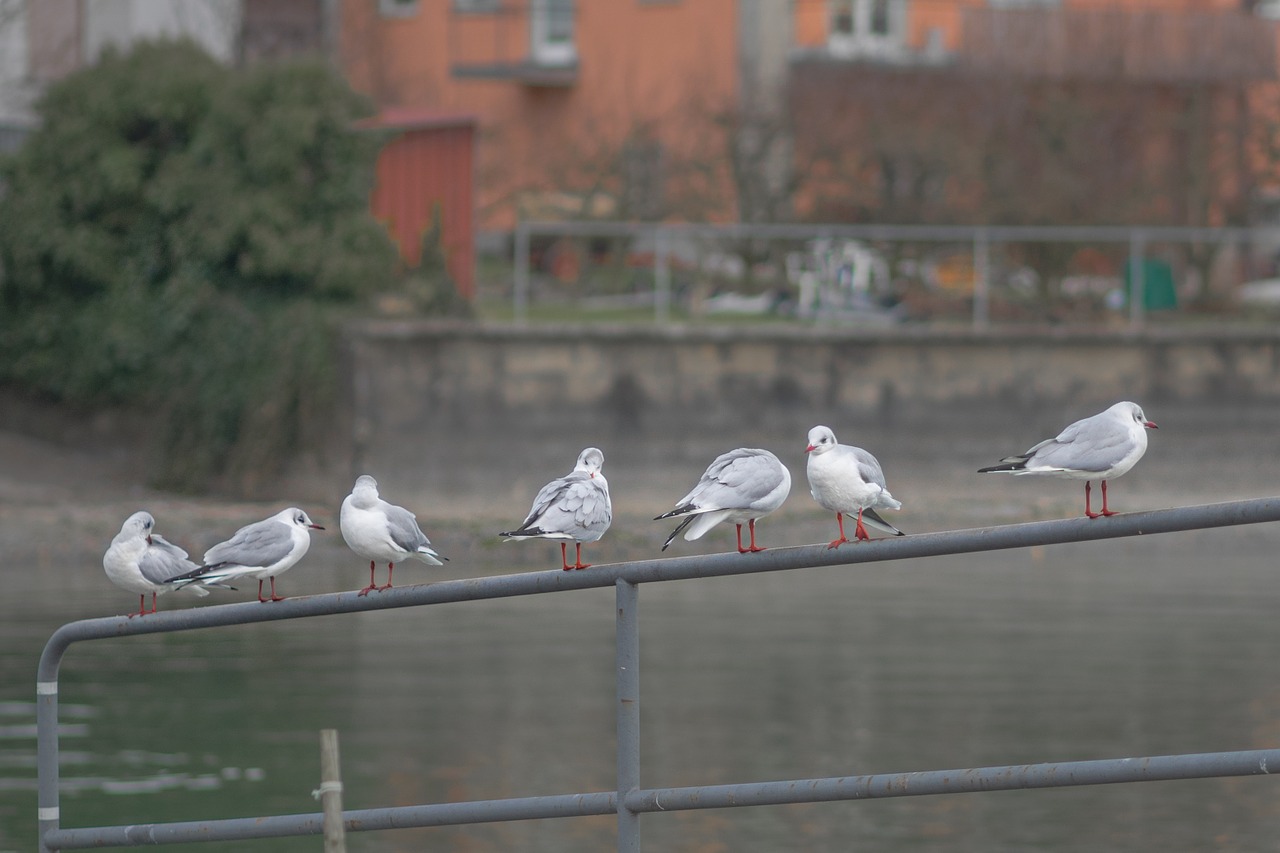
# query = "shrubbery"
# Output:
<box><xmin>0</xmin><ymin>40</ymin><xmax>399</xmax><ymax>492</ymax></box>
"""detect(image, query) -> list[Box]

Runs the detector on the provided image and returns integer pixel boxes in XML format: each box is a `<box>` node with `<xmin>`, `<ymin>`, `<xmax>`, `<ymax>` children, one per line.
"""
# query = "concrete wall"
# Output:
<box><xmin>339</xmin><ymin>321</ymin><xmax>1280</xmax><ymax>510</ymax></box>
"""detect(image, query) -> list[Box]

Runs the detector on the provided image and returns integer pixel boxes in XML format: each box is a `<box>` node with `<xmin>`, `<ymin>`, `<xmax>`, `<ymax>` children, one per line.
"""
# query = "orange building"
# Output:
<box><xmin>341</xmin><ymin>0</ymin><xmax>791</xmax><ymax>231</ymax></box>
<box><xmin>340</xmin><ymin>0</ymin><xmax>1280</xmax><ymax>235</ymax></box>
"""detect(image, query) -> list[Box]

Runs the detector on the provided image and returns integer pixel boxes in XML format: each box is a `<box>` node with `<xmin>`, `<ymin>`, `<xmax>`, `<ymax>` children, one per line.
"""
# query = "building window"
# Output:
<box><xmin>828</xmin><ymin>0</ymin><xmax>905</xmax><ymax>59</ymax></box>
<box><xmin>530</xmin><ymin>0</ymin><xmax>575</xmax><ymax>66</ymax></box>
<box><xmin>380</xmin><ymin>0</ymin><xmax>420</xmax><ymax>18</ymax></box>
<box><xmin>453</xmin><ymin>0</ymin><xmax>502</xmax><ymax>11</ymax></box>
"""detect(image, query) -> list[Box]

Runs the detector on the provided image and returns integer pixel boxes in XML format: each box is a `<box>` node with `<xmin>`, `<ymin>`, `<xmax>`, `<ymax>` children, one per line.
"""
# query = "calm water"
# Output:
<box><xmin>4</xmin><ymin>513</ymin><xmax>1280</xmax><ymax>852</ymax></box>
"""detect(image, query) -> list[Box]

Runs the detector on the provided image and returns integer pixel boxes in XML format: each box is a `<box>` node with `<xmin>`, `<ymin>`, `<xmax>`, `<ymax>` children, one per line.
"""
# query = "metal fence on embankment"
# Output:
<box><xmin>36</xmin><ymin>497</ymin><xmax>1280</xmax><ymax>851</ymax></box>
<box><xmin>509</xmin><ymin>220</ymin><xmax>1280</xmax><ymax>330</ymax></box>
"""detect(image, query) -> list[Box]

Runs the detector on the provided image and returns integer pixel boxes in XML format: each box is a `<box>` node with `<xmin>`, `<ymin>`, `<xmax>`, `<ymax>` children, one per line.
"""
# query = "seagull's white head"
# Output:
<box><xmin>121</xmin><ymin>511</ymin><xmax>156</xmax><ymax>545</ymax></box>
<box><xmin>1114</xmin><ymin>401</ymin><xmax>1158</xmax><ymax>430</ymax></box>
<box><xmin>805</xmin><ymin>426</ymin><xmax>837</xmax><ymax>455</ymax></box>
<box><xmin>575</xmin><ymin>447</ymin><xmax>605</xmax><ymax>478</ymax></box>
<box><xmin>351</xmin><ymin>474</ymin><xmax>380</xmax><ymax>507</ymax></box>
<box><xmin>279</xmin><ymin>507</ymin><xmax>325</xmax><ymax>531</ymax></box>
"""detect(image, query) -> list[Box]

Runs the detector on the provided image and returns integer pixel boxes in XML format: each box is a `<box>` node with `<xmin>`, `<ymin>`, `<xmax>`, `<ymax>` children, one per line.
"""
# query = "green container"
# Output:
<box><xmin>1124</xmin><ymin>258</ymin><xmax>1177</xmax><ymax>310</ymax></box>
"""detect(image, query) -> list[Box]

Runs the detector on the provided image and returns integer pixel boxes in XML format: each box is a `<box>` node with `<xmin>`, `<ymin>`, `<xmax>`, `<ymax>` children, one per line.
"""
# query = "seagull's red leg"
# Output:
<box><xmin>853</xmin><ymin>509</ymin><xmax>871</xmax><ymax>541</ymax></box>
<box><xmin>257</xmin><ymin>580</ymin><xmax>268</xmax><ymax>603</ymax></box>
<box><xmin>827</xmin><ymin>513</ymin><xmax>849</xmax><ymax>549</ymax></box>
<box><xmin>268</xmin><ymin>577</ymin><xmax>283</xmax><ymax>602</ymax></box>
<box><xmin>1100</xmin><ymin>480</ymin><xmax>1116</xmax><ymax>516</ymax></box>
<box><xmin>572</xmin><ymin>543</ymin><xmax>592</xmax><ymax>570</ymax></box>
<box><xmin>744</xmin><ymin>519</ymin><xmax>765</xmax><ymax>553</ymax></box>
<box><xmin>127</xmin><ymin>591</ymin><xmax>149</xmax><ymax>617</ymax></box>
<box><xmin>560</xmin><ymin>542</ymin><xmax>573</xmax><ymax>571</ymax></box>
<box><xmin>381</xmin><ymin>562</ymin><xmax>395</xmax><ymax>591</ymax></box>
<box><xmin>735</xmin><ymin>524</ymin><xmax>746</xmax><ymax>553</ymax></box>
<box><xmin>1085</xmin><ymin>481</ymin><xmax>1101</xmax><ymax>518</ymax></box>
<box><xmin>358</xmin><ymin>561</ymin><xmax>378</xmax><ymax>596</ymax></box>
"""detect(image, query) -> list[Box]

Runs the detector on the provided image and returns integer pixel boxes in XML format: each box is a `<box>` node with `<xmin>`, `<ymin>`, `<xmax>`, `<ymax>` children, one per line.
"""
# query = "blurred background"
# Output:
<box><xmin>4</xmin><ymin>1</ymin><xmax>1280</xmax><ymax>851</ymax></box>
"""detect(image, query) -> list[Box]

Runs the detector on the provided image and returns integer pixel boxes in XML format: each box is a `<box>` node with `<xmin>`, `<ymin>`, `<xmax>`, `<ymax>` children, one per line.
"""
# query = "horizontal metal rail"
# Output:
<box><xmin>42</xmin><ymin>749</ymin><xmax>1280</xmax><ymax>848</ymax></box>
<box><xmin>37</xmin><ymin>496</ymin><xmax>1280</xmax><ymax>850</ymax></box>
<box><xmin>516</xmin><ymin>219</ymin><xmax>1269</xmax><ymax>244</ymax></box>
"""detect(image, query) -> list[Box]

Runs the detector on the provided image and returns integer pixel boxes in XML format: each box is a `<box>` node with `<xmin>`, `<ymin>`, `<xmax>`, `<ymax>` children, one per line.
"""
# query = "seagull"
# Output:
<box><xmin>654</xmin><ymin>448</ymin><xmax>791</xmax><ymax>553</ymax></box>
<box><xmin>500</xmin><ymin>447</ymin><xmax>612</xmax><ymax>571</ymax></box>
<box><xmin>168</xmin><ymin>508</ymin><xmax>324</xmax><ymax>602</ymax></box>
<box><xmin>340</xmin><ymin>474</ymin><xmax>447</xmax><ymax>596</ymax></box>
<box><xmin>805</xmin><ymin>425</ymin><xmax>905</xmax><ymax>548</ymax></box>
<box><xmin>102</xmin><ymin>511</ymin><xmax>233</xmax><ymax>617</ymax></box>
<box><xmin>978</xmin><ymin>401</ymin><xmax>1158</xmax><ymax>518</ymax></box>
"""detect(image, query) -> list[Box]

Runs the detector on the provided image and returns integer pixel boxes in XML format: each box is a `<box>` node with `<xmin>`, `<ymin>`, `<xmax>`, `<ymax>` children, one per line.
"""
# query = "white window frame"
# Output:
<box><xmin>827</xmin><ymin>0</ymin><xmax>906</xmax><ymax>60</ymax></box>
<box><xmin>530</xmin><ymin>0</ymin><xmax>576</xmax><ymax>66</ymax></box>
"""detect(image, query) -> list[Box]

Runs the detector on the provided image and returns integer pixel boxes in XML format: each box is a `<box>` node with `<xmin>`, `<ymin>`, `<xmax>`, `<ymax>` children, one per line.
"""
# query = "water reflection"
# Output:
<box><xmin>3</xmin><ymin>517</ymin><xmax>1280</xmax><ymax>851</ymax></box>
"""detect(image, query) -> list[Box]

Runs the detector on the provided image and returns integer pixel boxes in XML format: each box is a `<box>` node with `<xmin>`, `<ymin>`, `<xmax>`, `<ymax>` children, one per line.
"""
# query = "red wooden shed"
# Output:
<box><xmin>361</xmin><ymin>108</ymin><xmax>478</xmax><ymax>300</ymax></box>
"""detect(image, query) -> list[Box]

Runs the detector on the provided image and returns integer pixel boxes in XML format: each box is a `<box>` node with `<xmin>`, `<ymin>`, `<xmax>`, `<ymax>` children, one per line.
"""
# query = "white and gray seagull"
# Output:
<box><xmin>341</xmin><ymin>474</ymin><xmax>447</xmax><ymax>596</ymax></box>
<box><xmin>102</xmin><ymin>511</ymin><xmax>233</xmax><ymax>617</ymax></box>
<box><xmin>655</xmin><ymin>447</ymin><xmax>791</xmax><ymax>553</ymax></box>
<box><xmin>500</xmin><ymin>447</ymin><xmax>612</xmax><ymax>571</ymax></box>
<box><xmin>805</xmin><ymin>425</ymin><xmax>905</xmax><ymax>548</ymax></box>
<box><xmin>978</xmin><ymin>400</ymin><xmax>1158</xmax><ymax>518</ymax></box>
<box><xmin>169</xmin><ymin>507</ymin><xmax>324</xmax><ymax>602</ymax></box>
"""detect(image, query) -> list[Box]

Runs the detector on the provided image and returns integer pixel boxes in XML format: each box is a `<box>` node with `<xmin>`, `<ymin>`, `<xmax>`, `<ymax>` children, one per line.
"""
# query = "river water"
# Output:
<box><xmin>3</xmin><ymin>402</ymin><xmax>1280</xmax><ymax>852</ymax></box>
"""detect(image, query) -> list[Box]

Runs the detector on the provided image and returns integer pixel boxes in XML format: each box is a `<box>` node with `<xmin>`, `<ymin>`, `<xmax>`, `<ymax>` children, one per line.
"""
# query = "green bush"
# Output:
<box><xmin>0</xmin><ymin>40</ymin><xmax>399</xmax><ymax>492</ymax></box>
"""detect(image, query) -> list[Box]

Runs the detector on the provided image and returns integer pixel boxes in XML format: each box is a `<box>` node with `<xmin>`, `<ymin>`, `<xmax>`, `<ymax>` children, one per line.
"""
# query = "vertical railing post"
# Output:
<box><xmin>1128</xmin><ymin>230</ymin><xmax>1146</xmax><ymax>331</ymax></box>
<box><xmin>654</xmin><ymin>225</ymin><xmax>671</xmax><ymax>325</ymax></box>
<box><xmin>616</xmin><ymin>579</ymin><xmax>641</xmax><ymax>852</ymax></box>
<box><xmin>318</xmin><ymin>729</ymin><xmax>347</xmax><ymax>853</ymax></box>
<box><xmin>36</xmin><ymin>668</ymin><xmax>61</xmax><ymax>852</ymax></box>
<box><xmin>514</xmin><ymin>221</ymin><xmax>531</xmax><ymax>324</ymax></box>
<box><xmin>973</xmin><ymin>228</ymin><xmax>990</xmax><ymax>331</ymax></box>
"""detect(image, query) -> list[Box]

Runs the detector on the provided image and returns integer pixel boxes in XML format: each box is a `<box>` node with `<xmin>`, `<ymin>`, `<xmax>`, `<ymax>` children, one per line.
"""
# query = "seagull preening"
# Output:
<box><xmin>978</xmin><ymin>401</ymin><xmax>1158</xmax><ymax>518</ymax></box>
<box><xmin>805</xmin><ymin>425</ymin><xmax>905</xmax><ymax>548</ymax></box>
<box><xmin>341</xmin><ymin>474</ymin><xmax>447</xmax><ymax>596</ymax></box>
<box><xmin>655</xmin><ymin>448</ymin><xmax>791</xmax><ymax>553</ymax></box>
<box><xmin>500</xmin><ymin>447</ymin><xmax>612</xmax><ymax>571</ymax></box>
<box><xmin>102</xmin><ymin>511</ymin><xmax>233</xmax><ymax>617</ymax></box>
<box><xmin>168</xmin><ymin>507</ymin><xmax>324</xmax><ymax>602</ymax></box>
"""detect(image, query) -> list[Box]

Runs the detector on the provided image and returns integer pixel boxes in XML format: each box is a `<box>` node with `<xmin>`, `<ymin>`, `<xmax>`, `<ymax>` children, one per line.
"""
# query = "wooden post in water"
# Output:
<box><xmin>318</xmin><ymin>729</ymin><xmax>346</xmax><ymax>853</ymax></box>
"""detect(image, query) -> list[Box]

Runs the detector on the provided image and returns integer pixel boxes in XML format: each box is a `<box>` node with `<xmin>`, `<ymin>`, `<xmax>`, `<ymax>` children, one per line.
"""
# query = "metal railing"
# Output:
<box><xmin>511</xmin><ymin>220</ymin><xmax>1280</xmax><ymax>329</ymax></box>
<box><xmin>37</xmin><ymin>496</ymin><xmax>1280</xmax><ymax>851</ymax></box>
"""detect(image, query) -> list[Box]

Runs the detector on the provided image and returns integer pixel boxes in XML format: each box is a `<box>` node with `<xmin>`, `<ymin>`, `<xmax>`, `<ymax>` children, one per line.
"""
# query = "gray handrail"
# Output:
<box><xmin>37</xmin><ymin>496</ymin><xmax>1280</xmax><ymax>851</ymax></box>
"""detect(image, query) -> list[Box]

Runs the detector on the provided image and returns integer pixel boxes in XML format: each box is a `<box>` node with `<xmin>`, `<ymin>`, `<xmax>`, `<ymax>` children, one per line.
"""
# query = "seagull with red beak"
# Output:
<box><xmin>978</xmin><ymin>401</ymin><xmax>1158</xmax><ymax>518</ymax></box>
<box><xmin>805</xmin><ymin>426</ymin><xmax>905</xmax><ymax>549</ymax></box>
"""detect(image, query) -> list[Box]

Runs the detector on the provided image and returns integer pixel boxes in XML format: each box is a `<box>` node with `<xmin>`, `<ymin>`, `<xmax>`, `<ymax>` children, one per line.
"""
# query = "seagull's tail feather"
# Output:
<box><xmin>654</xmin><ymin>503</ymin><xmax>696</xmax><ymax>522</ymax></box>
<box><xmin>862</xmin><ymin>508</ymin><xmax>906</xmax><ymax>537</ymax></box>
<box><xmin>661</xmin><ymin>515</ymin><xmax>697</xmax><ymax>552</ymax></box>
<box><xmin>415</xmin><ymin>546</ymin><xmax>448</xmax><ymax>565</ymax></box>
<box><xmin>978</xmin><ymin>455</ymin><xmax>1030</xmax><ymax>474</ymax></box>
<box><xmin>166</xmin><ymin>564</ymin><xmax>208</xmax><ymax>583</ymax></box>
<box><xmin>500</xmin><ymin>527</ymin><xmax>545</xmax><ymax>540</ymax></box>
<box><xmin>166</xmin><ymin>576</ymin><xmax>238</xmax><ymax>593</ymax></box>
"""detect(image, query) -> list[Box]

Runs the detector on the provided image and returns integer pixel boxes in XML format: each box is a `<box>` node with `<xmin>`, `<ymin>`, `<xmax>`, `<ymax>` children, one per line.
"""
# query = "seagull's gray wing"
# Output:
<box><xmin>137</xmin><ymin>535</ymin><xmax>198</xmax><ymax>585</ymax></box>
<box><xmin>382</xmin><ymin>501</ymin><xmax>431</xmax><ymax>551</ymax></box>
<box><xmin>1031</xmin><ymin>417</ymin><xmax>1131</xmax><ymax>473</ymax></box>
<box><xmin>848</xmin><ymin>446</ymin><xmax>889</xmax><ymax>490</ymax></box>
<box><xmin>698</xmin><ymin>449</ymin><xmax>786</xmax><ymax>511</ymax></box>
<box><xmin>519</xmin><ymin>472</ymin><xmax>611</xmax><ymax>535</ymax></box>
<box><xmin>203</xmin><ymin>519</ymin><xmax>293</xmax><ymax>570</ymax></box>
<box><xmin>559</xmin><ymin>475</ymin><xmax>611</xmax><ymax>529</ymax></box>
<box><xmin>517</xmin><ymin>475</ymin><xmax>578</xmax><ymax>530</ymax></box>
